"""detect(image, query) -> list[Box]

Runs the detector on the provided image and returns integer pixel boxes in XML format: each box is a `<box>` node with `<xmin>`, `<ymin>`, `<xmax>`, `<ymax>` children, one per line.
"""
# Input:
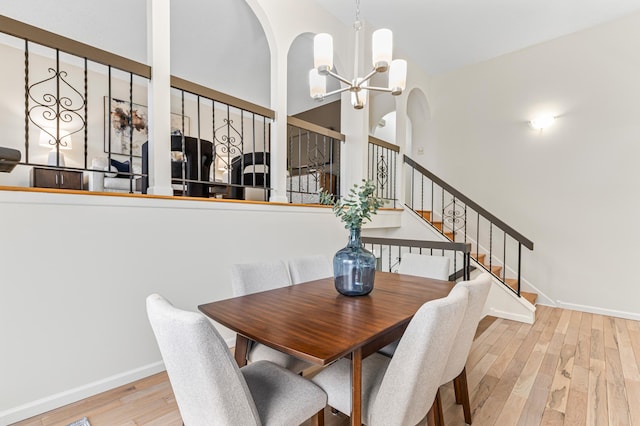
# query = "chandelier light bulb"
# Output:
<box><xmin>372</xmin><ymin>28</ymin><xmax>392</xmax><ymax>72</ymax></box>
<box><xmin>389</xmin><ymin>59</ymin><xmax>407</xmax><ymax>95</ymax></box>
<box><xmin>314</xmin><ymin>33</ymin><xmax>333</xmax><ymax>73</ymax></box>
<box><xmin>309</xmin><ymin>69</ymin><xmax>327</xmax><ymax>99</ymax></box>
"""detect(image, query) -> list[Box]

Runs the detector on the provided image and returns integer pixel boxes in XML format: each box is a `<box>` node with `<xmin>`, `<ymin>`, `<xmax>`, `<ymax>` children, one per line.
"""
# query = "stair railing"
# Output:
<box><xmin>368</xmin><ymin>137</ymin><xmax>399</xmax><ymax>207</ymax></box>
<box><xmin>362</xmin><ymin>236</ymin><xmax>471</xmax><ymax>281</ymax></box>
<box><xmin>404</xmin><ymin>155</ymin><xmax>534</xmax><ymax>297</ymax></box>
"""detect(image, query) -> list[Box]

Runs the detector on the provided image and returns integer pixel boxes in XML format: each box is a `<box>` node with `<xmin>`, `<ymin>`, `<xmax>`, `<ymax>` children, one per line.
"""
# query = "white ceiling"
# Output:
<box><xmin>313</xmin><ymin>0</ymin><xmax>640</xmax><ymax>75</ymax></box>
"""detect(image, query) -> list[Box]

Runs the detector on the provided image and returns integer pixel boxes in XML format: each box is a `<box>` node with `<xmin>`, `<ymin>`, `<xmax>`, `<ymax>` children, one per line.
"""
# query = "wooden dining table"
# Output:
<box><xmin>198</xmin><ymin>271</ymin><xmax>454</xmax><ymax>426</ymax></box>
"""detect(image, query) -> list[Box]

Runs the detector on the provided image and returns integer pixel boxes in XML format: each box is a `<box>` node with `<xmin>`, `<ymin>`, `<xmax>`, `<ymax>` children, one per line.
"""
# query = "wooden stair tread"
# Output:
<box><xmin>504</xmin><ymin>278</ymin><xmax>537</xmax><ymax>305</ymax></box>
<box><xmin>487</xmin><ymin>264</ymin><xmax>502</xmax><ymax>275</ymax></box>
<box><xmin>471</xmin><ymin>252</ymin><xmax>486</xmax><ymax>263</ymax></box>
<box><xmin>415</xmin><ymin>210</ymin><xmax>432</xmax><ymax>221</ymax></box>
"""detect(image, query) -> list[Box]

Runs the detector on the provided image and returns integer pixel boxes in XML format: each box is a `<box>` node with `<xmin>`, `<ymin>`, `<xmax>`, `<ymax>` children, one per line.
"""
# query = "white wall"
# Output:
<box><xmin>422</xmin><ymin>11</ymin><xmax>640</xmax><ymax>319</ymax></box>
<box><xmin>0</xmin><ymin>191</ymin><xmax>348</xmax><ymax>423</ymax></box>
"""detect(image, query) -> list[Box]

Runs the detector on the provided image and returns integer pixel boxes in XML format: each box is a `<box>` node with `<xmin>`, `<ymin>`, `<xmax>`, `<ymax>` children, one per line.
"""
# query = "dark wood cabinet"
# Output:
<box><xmin>31</xmin><ymin>167</ymin><xmax>84</xmax><ymax>190</ymax></box>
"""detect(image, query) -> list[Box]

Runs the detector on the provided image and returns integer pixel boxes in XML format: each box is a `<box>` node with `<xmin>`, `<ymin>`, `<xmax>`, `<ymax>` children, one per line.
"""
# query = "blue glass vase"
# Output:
<box><xmin>333</xmin><ymin>227</ymin><xmax>376</xmax><ymax>296</ymax></box>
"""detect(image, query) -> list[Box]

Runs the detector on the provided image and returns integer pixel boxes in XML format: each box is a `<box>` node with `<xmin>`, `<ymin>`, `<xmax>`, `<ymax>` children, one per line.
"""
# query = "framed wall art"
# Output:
<box><xmin>104</xmin><ymin>97</ymin><xmax>189</xmax><ymax>156</ymax></box>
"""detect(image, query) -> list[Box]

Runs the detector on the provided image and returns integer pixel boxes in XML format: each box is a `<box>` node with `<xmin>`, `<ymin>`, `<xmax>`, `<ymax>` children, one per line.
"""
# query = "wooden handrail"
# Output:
<box><xmin>368</xmin><ymin>136</ymin><xmax>400</xmax><ymax>152</ymax></box>
<box><xmin>287</xmin><ymin>116</ymin><xmax>345</xmax><ymax>141</ymax></box>
<box><xmin>362</xmin><ymin>236</ymin><xmax>471</xmax><ymax>253</ymax></box>
<box><xmin>170</xmin><ymin>76</ymin><xmax>275</xmax><ymax>120</ymax></box>
<box><xmin>0</xmin><ymin>15</ymin><xmax>150</xmax><ymax>78</ymax></box>
<box><xmin>404</xmin><ymin>155</ymin><xmax>534</xmax><ymax>250</ymax></box>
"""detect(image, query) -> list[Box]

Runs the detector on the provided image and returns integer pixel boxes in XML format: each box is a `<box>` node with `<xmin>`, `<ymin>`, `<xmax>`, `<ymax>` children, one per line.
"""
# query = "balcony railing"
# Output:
<box><xmin>169</xmin><ymin>77</ymin><xmax>274</xmax><ymax>200</ymax></box>
<box><xmin>286</xmin><ymin>116</ymin><xmax>343</xmax><ymax>204</ymax></box>
<box><xmin>368</xmin><ymin>136</ymin><xmax>399</xmax><ymax>207</ymax></box>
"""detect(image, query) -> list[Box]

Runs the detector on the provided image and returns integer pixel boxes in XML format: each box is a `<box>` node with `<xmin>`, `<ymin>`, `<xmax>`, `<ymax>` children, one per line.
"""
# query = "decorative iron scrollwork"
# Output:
<box><xmin>214</xmin><ymin>117</ymin><xmax>243</xmax><ymax>170</ymax></box>
<box><xmin>376</xmin><ymin>154</ymin><xmax>388</xmax><ymax>190</ymax></box>
<box><xmin>443</xmin><ymin>200</ymin><xmax>465</xmax><ymax>232</ymax></box>
<box><xmin>27</xmin><ymin>66</ymin><xmax>86</xmax><ymax>146</ymax></box>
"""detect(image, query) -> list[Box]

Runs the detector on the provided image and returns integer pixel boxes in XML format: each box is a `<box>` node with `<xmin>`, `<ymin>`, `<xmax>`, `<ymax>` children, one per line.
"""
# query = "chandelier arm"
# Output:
<box><xmin>356</xmin><ymin>68</ymin><xmax>379</xmax><ymax>87</ymax></box>
<box><xmin>323</xmin><ymin>86</ymin><xmax>353</xmax><ymax>98</ymax></box>
<box><xmin>361</xmin><ymin>85</ymin><xmax>393</xmax><ymax>93</ymax></box>
<box><xmin>325</xmin><ymin>69</ymin><xmax>354</xmax><ymax>86</ymax></box>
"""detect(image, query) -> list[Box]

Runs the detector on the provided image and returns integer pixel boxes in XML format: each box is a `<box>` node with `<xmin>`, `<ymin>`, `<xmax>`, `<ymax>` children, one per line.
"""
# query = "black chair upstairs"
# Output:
<box><xmin>229</xmin><ymin>152</ymin><xmax>270</xmax><ymax>200</ymax></box>
<box><xmin>142</xmin><ymin>136</ymin><xmax>214</xmax><ymax>197</ymax></box>
<box><xmin>0</xmin><ymin>147</ymin><xmax>21</xmax><ymax>173</ymax></box>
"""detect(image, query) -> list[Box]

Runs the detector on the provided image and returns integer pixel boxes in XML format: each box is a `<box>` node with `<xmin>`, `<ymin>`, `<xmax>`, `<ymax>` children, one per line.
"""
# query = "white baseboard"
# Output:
<box><xmin>0</xmin><ymin>361</ymin><xmax>165</xmax><ymax>425</ymax></box>
<box><xmin>555</xmin><ymin>301</ymin><xmax>640</xmax><ymax>321</ymax></box>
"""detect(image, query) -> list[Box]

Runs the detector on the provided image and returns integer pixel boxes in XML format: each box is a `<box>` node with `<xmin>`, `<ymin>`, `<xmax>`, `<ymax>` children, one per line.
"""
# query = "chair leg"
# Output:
<box><xmin>311</xmin><ymin>408</ymin><xmax>325</xmax><ymax>426</ymax></box>
<box><xmin>427</xmin><ymin>389</ymin><xmax>445</xmax><ymax>426</ymax></box>
<box><xmin>453</xmin><ymin>374</ymin><xmax>462</xmax><ymax>404</ymax></box>
<box><xmin>453</xmin><ymin>368</ymin><xmax>472</xmax><ymax>424</ymax></box>
<box><xmin>435</xmin><ymin>388</ymin><xmax>444</xmax><ymax>426</ymax></box>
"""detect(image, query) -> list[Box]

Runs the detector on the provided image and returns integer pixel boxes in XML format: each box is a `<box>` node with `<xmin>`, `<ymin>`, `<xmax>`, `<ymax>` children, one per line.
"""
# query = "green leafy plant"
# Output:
<box><xmin>320</xmin><ymin>180</ymin><xmax>385</xmax><ymax>229</ymax></box>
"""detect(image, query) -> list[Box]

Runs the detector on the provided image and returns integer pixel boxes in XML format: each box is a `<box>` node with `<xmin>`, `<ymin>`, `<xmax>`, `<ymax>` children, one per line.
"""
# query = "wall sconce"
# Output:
<box><xmin>529</xmin><ymin>114</ymin><xmax>555</xmax><ymax>131</ymax></box>
<box><xmin>39</xmin><ymin>128</ymin><xmax>72</xmax><ymax>166</ymax></box>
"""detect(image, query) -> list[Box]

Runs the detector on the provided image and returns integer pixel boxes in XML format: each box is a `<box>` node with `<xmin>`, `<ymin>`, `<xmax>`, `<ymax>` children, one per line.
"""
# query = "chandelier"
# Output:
<box><xmin>309</xmin><ymin>0</ymin><xmax>407</xmax><ymax>109</ymax></box>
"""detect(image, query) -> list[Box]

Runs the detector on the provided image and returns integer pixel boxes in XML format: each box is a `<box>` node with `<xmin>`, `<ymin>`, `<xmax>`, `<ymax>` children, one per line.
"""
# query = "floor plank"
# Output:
<box><xmin>12</xmin><ymin>308</ymin><xmax>640</xmax><ymax>426</ymax></box>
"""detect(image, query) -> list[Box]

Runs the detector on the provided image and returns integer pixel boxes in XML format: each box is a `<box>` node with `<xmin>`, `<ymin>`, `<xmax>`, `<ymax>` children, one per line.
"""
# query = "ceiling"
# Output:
<box><xmin>313</xmin><ymin>0</ymin><xmax>640</xmax><ymax>75</ymax></box>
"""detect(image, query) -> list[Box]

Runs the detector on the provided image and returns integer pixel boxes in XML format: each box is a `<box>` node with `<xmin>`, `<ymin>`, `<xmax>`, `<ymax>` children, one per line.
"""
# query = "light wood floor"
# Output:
<box><xmin>13</xmin><ymin>305</ymin><xmax>640</xmax><ymax>425</ymax></box>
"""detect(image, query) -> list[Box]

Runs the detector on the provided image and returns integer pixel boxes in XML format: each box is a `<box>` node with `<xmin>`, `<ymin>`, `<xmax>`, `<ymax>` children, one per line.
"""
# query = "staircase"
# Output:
<box><xmin>415</xmin><ymin>208</ymin><xmax>537</xmax><ymax>305</ymax></box>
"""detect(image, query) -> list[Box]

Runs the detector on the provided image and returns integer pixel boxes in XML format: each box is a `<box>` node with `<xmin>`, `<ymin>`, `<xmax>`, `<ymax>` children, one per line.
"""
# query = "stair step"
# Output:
<box><xmin>505</xmin><ymin>278</ymin><xmax>537</xmax><ymax>305</ymax></box>
<box><xmin>487</xmin><ymin>264</ymin><xmax>502</xmax><ymax>276</ymax></box>
<box><xmin>416</xmin><ymin>210</ymin><xmax>432</xmax><ymax>221</ymax></box>
<box><xmin>444</xmin><ymin>231</ymin><xmax>454</xmax><ymax>240</ymax></box>
<box><xmin>432</xmin><ymin>221</ymin><xmax>443</xmax><ymax>231</ymax></box>
<box><xmin>471</xmin><ymin>252</ymin><xmax>486</xmax><ymax>263</ymax></box>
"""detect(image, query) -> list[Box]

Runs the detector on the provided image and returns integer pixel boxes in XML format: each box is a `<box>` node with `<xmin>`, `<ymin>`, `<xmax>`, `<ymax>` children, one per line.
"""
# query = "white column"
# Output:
<box><xmin>146</xmin><ymin>0</ymin><xmax>173</xmax><ymax>195</ymax></box>
<box><xmin>268</xmin><ymin>46</ymin><xmax>289</xmax><ymax>203</ymax></box>
<box><xmin>339</xmin><ymin>22</ymin><xmax>369</xmax><ymax>196</ymax></box>
<box><xmin>395</xmin><ymin>95</ymin><xmax>408</xmax><ymax>206</ymax></box>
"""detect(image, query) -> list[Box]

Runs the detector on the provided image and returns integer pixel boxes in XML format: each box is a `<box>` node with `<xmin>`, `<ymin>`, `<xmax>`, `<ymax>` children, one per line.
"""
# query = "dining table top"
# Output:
<box><xmin>198</xmin><ymin>271</ymin><xmax>455</xmax><ymax>366</ymax></box>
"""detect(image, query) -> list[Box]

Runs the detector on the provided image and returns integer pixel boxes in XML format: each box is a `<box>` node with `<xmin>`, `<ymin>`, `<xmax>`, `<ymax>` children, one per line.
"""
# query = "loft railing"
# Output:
<box><xmin>0</xmin><ymin>14</ymin><xmax>150</xmax><ymax>193</ymax></box>
<box><xmin>368</xmin><ymin>136</ymin><xmax>399</xmax><ymax>207</ymax></box>
<box><xmin>404</xmin><ymin>155</ymin><xmax>534</xmax><ymax>297</ymax></box>
<box><xmin>169</xmin><ymin>77</ymin><xmax>274</xmax><ymax>200</ymax></box>
<box><xmin>286</xmin><ymin>116</ymin><xmax>343</xmax><ymax>204</ymax></box>
<box><xmin>362</xmin><ymin>236</ymin><xmax>471</xmax><ymax>281</ymax></box>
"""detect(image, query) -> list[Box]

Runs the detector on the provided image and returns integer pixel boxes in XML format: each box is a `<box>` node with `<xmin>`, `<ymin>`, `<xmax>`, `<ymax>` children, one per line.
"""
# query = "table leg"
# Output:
<box><xmin>234</xmin><ymin>334</ymin><xmax>249</xmax><ymax>367</ymax></box>
<box><xmin>351</xmin><ymin>347</ymin><xmax>362</xmax><ymax>426</ymax></box>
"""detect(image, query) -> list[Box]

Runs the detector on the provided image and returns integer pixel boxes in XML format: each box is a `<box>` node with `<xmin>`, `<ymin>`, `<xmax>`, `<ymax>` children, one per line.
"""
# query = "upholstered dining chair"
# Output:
<box><xmin>146</xmin><ymin>294</ymin><xmax>326</xmax><ymax>425</ymax></box>
<box><xmin>438</xmin><ymin>272</ymin><xmax>491</xmax><ymax>425</ymax></box>
<box><xmin>287</xmin><ymin>254</ymin><xmax>333</xmax><ymax>284</ymax></box>
<box><xmin>378</xmin><ymin>252</ymin><xmax>451</xmax><ymax>358</ymax></box>
<box><xmin>312</xmin><ymin>286</ymin><xmax>469</xmax><ymax>426</ymax></box>
<box><xmin>398</xmin><ymin>252</ymin><xmax>451</xmax><ymax>281</ymax></box>
<box><xmin>231</xmin><ymin>260</ymin><xmax>313</xmax><ymax>374</ymax></box>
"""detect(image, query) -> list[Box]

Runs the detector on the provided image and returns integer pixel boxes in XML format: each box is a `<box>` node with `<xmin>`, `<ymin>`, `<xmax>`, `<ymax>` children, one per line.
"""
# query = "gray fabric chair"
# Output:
<box><xmin>146</xmin><ymin>294</ymin><xmax>326</xmax><ymax>426</ymax></box>
<box><xmin>231</xmin><ymin>261</ymin><xmax>313</xmax><ymax>373</ymax></box>
<box><xmin>439</xmin><ymin>272</ymin><xmax>492</xmax><ymax>425</ymax></box>
<box><xmin>379</xmin><ymin>253</ymin><xmax>452</xmax><ymax>358</ymax></box>
<box><xmin>287</xmin><ymin>255</ymin><xmax>333</xmax><ymax>284</ymax></box>
<box><xmin>312</xmin><ymin>286</ymin><xmax>469</xmax><ymax>426</ymax></box>
<box><xmin>398</xmin><ymin>252</ymin><xmax>451</xmax><ymax>281</ymax></box>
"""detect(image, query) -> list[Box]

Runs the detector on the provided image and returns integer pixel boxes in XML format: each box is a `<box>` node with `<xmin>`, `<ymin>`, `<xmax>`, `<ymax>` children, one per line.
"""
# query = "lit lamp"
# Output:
<box><xmin>309</xmin><ymin>0</ymin><xmax>407</xmax><ymax>109</ymax></box>
<box><xmin>39</xmin><ymin>128</ymin><xmax>72</xmax><ymax>166</ymax></box>
<box><xmin>530</xmin><ymin>114</ymin><xmax>555</xmax><ymax>131</ymax></box>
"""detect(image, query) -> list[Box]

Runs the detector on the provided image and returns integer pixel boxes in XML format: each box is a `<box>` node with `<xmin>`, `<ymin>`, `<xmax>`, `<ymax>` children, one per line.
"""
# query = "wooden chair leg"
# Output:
<box><xmin>426</xmin><ymin>402</ymin><xmax>437</xmax><ymax>426</ymax></box>
<box><xmin>311</xmin><ymin>408</ymin><xmax>325</xmax><ymax>426</ymax></box>
<box><xmin>435</xmin><ymin>388</ymin><xmax>445</xmax><ymax>426</ymax></box>
<box><xmin>453</xmin><ymin>375</ymin><xmax>462</xmax><ymax>404</ymax></box>
<box><xmin>454</xmin><ymin>368</ymin><xmax>472</xmax><ymax>424</ymax></box>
